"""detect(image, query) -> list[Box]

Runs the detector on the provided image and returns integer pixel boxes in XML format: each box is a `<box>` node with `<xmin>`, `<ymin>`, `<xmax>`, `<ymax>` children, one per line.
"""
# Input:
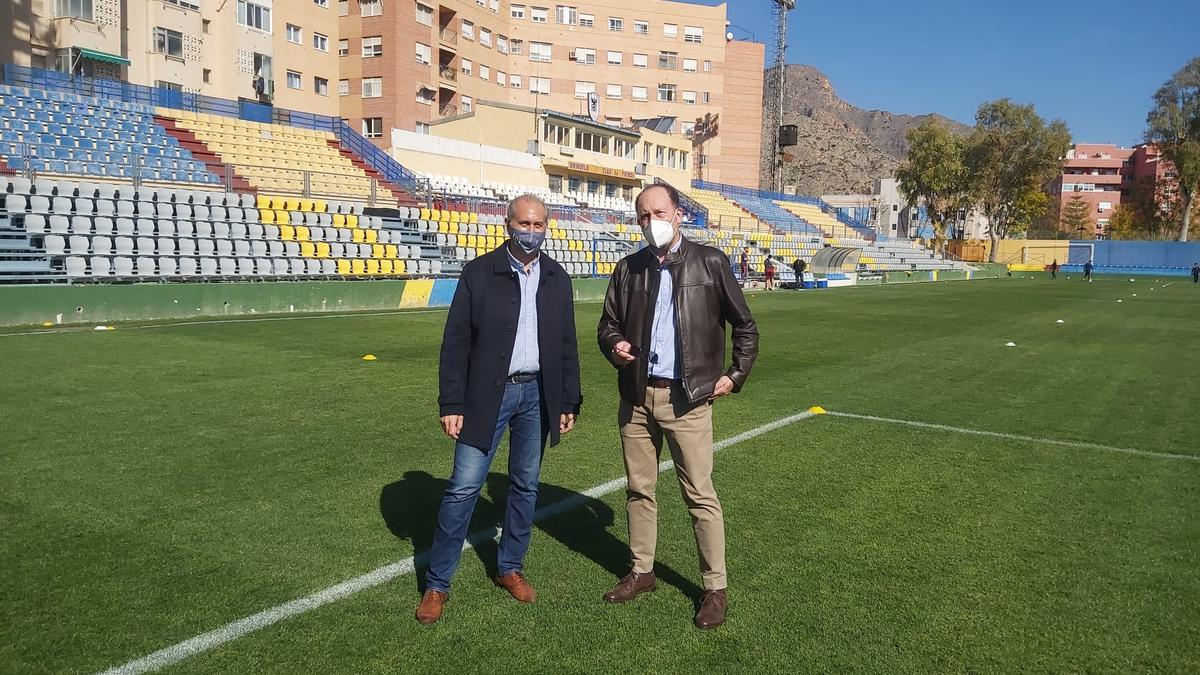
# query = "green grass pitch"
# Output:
<box><xmin>2</xmin><ymin>276</ymin><xmax>1198</xmax><ymax>673</ymax></box>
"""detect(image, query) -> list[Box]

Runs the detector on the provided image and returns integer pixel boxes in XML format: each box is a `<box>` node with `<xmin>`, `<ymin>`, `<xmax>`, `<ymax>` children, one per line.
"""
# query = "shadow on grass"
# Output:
<box><xmin>379</xmin><ymin>470</ymin><xmax>702</xmax><ymax>602</ymax></box>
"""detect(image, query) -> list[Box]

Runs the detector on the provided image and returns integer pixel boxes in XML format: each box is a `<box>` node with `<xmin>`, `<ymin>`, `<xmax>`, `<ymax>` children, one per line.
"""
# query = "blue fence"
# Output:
<box><xmin>2</xmin><ymin>64</ymin><xmax>416</xmax><ymax>192</ymax></box>
<box><xmin>1069</xmin><ymin>240</ymin><xmax>1200</xmax><ymax>269</ymax></box>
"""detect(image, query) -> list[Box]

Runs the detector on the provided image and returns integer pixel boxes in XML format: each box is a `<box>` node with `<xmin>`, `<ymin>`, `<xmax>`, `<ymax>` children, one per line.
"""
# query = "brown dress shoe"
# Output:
<box><xmin>494</xmin><ymin>571</ymin><xmax>537</xmax><ymax>603</ymax></box>
<box><xmin>603</xmin><ymin>570</ymin><xmax>657</xmax><ymax>603</ymax></box>
<box><xmin>694</xmin><ymin>589</ymin><xmax>727</xmax><ymax>629</ymax></box>
<box><xmin>415</xmin><ymin>590</ymin><xmax>448</xmax><ymax>624</ymax></box>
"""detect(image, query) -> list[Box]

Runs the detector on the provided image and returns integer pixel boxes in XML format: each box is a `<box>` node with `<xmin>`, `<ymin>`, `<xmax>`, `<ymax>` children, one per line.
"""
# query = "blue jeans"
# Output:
<box><xmin>425</xmin><ymin>379</ymin><xmax>545</xmax><ymax>593</ymax></box>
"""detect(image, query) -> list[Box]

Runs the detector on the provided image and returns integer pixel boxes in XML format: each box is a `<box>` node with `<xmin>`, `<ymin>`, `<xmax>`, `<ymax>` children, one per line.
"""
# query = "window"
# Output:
<box><xmin>668</xmin><ymin>148</ymin><xmax>677</xmax><ymax>169</ymax></box>
<box><xmin>489</xmin><ymin>0</ymin><xmax>499</xmax><ymax>11</ymax></box>
<box><xmin>363</xmin><ymin>118</ymin><xmax>383</xmax><ymax>138</ymax></box>
<box><xmin>202</xmin><ymin>19</ymin><xmax>210</xmax><ymax>33</ymax></box>
<box><xmin>155</xmin><ymin>80</ymin><xmax>183</xmax><ymax>92</ymax></box>
<box><xmin>362</xmin><ymin>77</ymin><xmax>382</xmax><ymax>98</ymax></box>
<box><xmin>154</xmin><ymin>27</ymin><xmax>184</xmax><ymax>58</ymax></box>
<box><xmin>544</xmin><ymin>122</ymin><xmax>570</xmax><ymax>145</ymax></box>
<box><xmin>574</xmin><ymin>131</ymin><xmax>607</xmax><ymax>154</ymax></box>
<box><xmin>632</xmin><ymin>53</ymin><xmax>647</xmax><ymax>68</ymax></box>
<box><xmin>461</xmin><ymin>20</ymin><xmax>473</xmax><ymax>40</ymax></box>
<box><xmin>360</xmin><ymin>0</ymin><xmax>382</xmax><ymax>17</ymax></box>
<box><xmin>607</xmin><ymin>51</ymin><xmax>622</xmax><ymax>65</ymax></box>
<box><xmin>462</xmin><ymin>96</ymin><xmax>473</xmax><ymax>112</ymax></box>
<box><xmin>416</xmin><ymin>86</ymin><xmax>435</xmax><ymax>104</ymax></box>
<box><xmin>480</xmin><ymin>28</ymin><xmax>491</xmax><ymax>47</ymax></box>
<box><xmin>662</xmin><ymin>23</ymin><xmax>677</xmax><ymax>37</ymax></box>
<box><xmin>314</xmin><ymin>76</ymin><xmax>329</xmax><ymax>96</ymax></box>
<box><xmin>314</xmin><ymin>0</ymin><xmax>329</xmax><ymax>5</ymax></box>
<box><xmin>573</xmin><ymin>48</ymin><xmax>595</xmax><ymax>65</ymax></box>
<box><xmin>286</xmin><ymin>24</ymin><xmax>302</xmax><ymax>44</ymax></box>
<box><xmin>702</xmin><ymin>91</ymin><xmax>709</xmax><ymax>104</ymax></box>
<box><xmin>574</xmin><ymin>80</ymin><xmax>595</xmax><ymax>99</ymax></box>
<box><xmin>634</xmin><ymin>20</ymin><xmax>648</xmax><ymax>35</ymax></box>
<box><xmin>659</xmin><ymin>51</ymin><xmax>677</xmax><ymax>69</ymax></box>
<box><xmin>416</xmin><ymin>122</ymin><xmax>430</xmax><ymax>134</ymax></box>
<box><xmin>510</xmin><ymin>74</ymin><xmax>522</xmax><ymax>88</ymax></box>
<box><xmin>414</xmin><ymin>42</ymin><xmax>430</xmax><ymax>64</ymax></box>
<box><xmin>55</xmin><ymin>0</ymin><xmax>93</xmax><ymax>20</ymax></box>
<box><xmin>682</xmin><ymin>90</ymin><xmax>696</xmax><ymax>105</ymax></box>
<box><xmin>480</xmin><ymin>65</ymin><xmax>490</xmax><ymax>81</ymax></box>
<box><xmin>579</xmin><ymin>13</ymin><xmax>594</xmax><ymax>27</ymax></box>
<box><xmin>587</xmin><ymin>179</ymin><xmax>599</xmax><ymax>194</ymax></box>
<box><xmin>531</xmin><ymin>6</ymin><xmax>548</xmax><ymax>23</ymax></box>
<box><xmin>615</xmin><ymin>138</ymin><xmax>634</xmax><ymax>158</ymax></box>
<box><xmin>556</xmin><ymin>5</ymin><xmax>576</xmax><ymax>24</ymax></box>
<box><xmin>655</xmin><ymin>145</ymin><xmax>664</xmax><ymax>165</ymax></box>
<box><xmin>684</xmin><ymin>26</ymin><xmax>703</xmax><ymax>43</ymax></box>
<box><xmin>549</xmin><ymin>175</ymin><xmax>563</xmax><ymax>192</ymax></box>
<box><xmin>530</xmin><ymin>41</ymin><xmax>552</xmax><ymax>62</ymax></box>
<box><xmin>609</xmin><ymin>17</ymin><xmax>623</xmax><ymax>31</ymax></box>
<box><xmin>510</xmin><ymin>39</ymin><xmax>523</xmax><ymax>54</ymax></box>
<box><xmin>606</xmin><ymin>84</ymin><xmax>621</xmax><ymax>99</ymax></box>
<box><xmin>203</xmin><ymin>68</ymin><xmax>211</xmax><ymax>83</ymax></box>
<box><xmin>415</xmin><ymin>2</ymin><xmax>433</xmax><ymax>25</ymax></box>
<box><xmin>237</xmin><ymin>0</ymin><xmax>271</xmax><ymax>31</ymax></box>
<box><xmin>313</xmin><ymin>33</ymin><xmax>329</xmax><ymax>51</ymax></box>
<box><xmin>681</xmin><ymin>153</ymin><xmax>688</xmax><ymax>171</ymax></box>
<box><xmin>497</xmin><ymin>35</ymin><xmax>508</xmax><ymax>53</ymax></box>
<box><xmin>683</xmin><ymin>58</ymin><xmax>697</xmax><ymax>72</ymax></box>
<box><xmin>511</xmin><ymin>3</ymin><xmax>525</xmax><ymax>18</ymax></box>
<box><xmin>363</xmin><ymin>36</ymin><xmax>383</xmax><ymax>57</ymax></box>
<box><xmin>497</xmin><ymin>71</ymin><xmax>506</xmax><ymax>86</ymax></box>
<box><xmin>338</xmin><ymin>79</ymin><xmax>349</xmax><ymax>96</ymax></box>
<box><xmin>339</xmin><ymin>0</ymin><xmax>348</xmax><ymax>15</ymax></box>
<box><xmin>286</xmin><ymin>70</ymin><xmax>302</xmax><ymax>89</ymax></box>
<box><xmin>631</xmin><ymin>86</ymin><xmax>647</xmax><ymax>102</ymax></box>
<box><xmin>657</xmin><ymin>83</ymin><xmax>676</xmax><ymax>102</ymax></box>
<box><xmin>530</xmin><ymin>76</ymin><xmax>550</xmax><ymax>94</ymax></box>
<box><xmin>165</xmin><ymin>0</ymin><xmax>202</xmax><ymax>10</ymax></box>
<box><xmin>568</xmin><ymin>176</ymin><xmax>582</xmax><ymax>192</ymax></box>
<box><xmin>461</xmin><ymin>59</ymin><xmax>472</xmax><ymax>76</ymax></box>
<box><xmin>703</xmin><ymin>59</ymin><xmax>711</xmax><ymax>72</ymax></box>
<box><xmin>338</xmin><ymin>39</ymin><xmax>349</xmax><ymax>56</ymax></box>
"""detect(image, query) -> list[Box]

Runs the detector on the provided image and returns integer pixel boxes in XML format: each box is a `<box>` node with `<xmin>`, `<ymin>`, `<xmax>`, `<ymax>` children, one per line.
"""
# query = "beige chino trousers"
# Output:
<box><xmin>619</xmin><ymin>383</ymin><xmax>726</xmax><ymax>590</ymax></box>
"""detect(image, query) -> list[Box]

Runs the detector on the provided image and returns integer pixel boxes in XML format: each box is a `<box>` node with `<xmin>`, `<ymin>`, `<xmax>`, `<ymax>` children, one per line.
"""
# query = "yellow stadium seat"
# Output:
<box><xmin>380</xmin><ymin>259</ymin><xmax>394</xmax><ymax>275</ymax></box>
<box><xmin>431</xmin><ymin>209</ymin><xmax>443</xmax><ymax>221</ymax></box>
<box><xmin>347</xmin><ymin>214</ymin><xmax>359</xmax><ymax>228</ymax></box>
<box><xmin>256</xmin><ymin>195</ymin><xmax>272</xmax><ymax>210</ymax></box>
<box><xmin>316</xmin><ymin>242</ymin><xmax>331</xmax><ymax>258</ymax></box>
<box><xmin>336</xmin><ymin>259</ymin><xmax>351</xmax><ymax>275</ymax></box>
<box><xmin>351</xmin><ymin>260</ymin><xmax>366</xmax><ymax>275</ymax></box>
<box><xmin>260</xmin><ymin>209</ymin><xmax>276</xmax><ymax>224</ymax></box>
<box><xmin>275</xmin><ymin>210</ymin><xmax>290</xmax><ymax>225</ymax></box>
<box><xmin>352</xmin><ymin>229</ymin><xmax>365</xmax><ymax>243</ymax></box>
<box><xmin>300</xmin><ymin>242</ymin><xmax>315</xmax><ymax>257</ymax></box>
<box><xmin>420</xmin><ymin>208</ymin><xmax>432</xmax><ymax>220</ymax></box>
<box><xmin>295</xmin><ymin>226</ymin><xmax>310</xmax><ymax>240</ymax></box>
<box><xmin>372</xmin><ymin>244</ymin><xmax>385</xmax><ymax>258</ymax></box>
<box><xmin>366</xmin><ymin>259</ymin><xmax>380</xmax><ymax>275</ymax></box>
<box><xmin>385</xmin><ymin>244</ymin><xmax>398</xmax><ymax>258</ymax></box>
<box><xmin>314</xmin><ymin>200</ymin><xmax>327</xmax><ymax>213</ymax></box>
<box><xmin>332</xmin><ymin>213</ymin><xmax>346</xmax><ymax>226</ymax></box>
<box><xmin>468</xmin><ymin>212</ymin><xmax>478</xmax><ymax>223</ymax></box>
<box><xmin>279</xmin><ymin>224</ymin><xmax>295</xmax><ymax>240</ymax></box>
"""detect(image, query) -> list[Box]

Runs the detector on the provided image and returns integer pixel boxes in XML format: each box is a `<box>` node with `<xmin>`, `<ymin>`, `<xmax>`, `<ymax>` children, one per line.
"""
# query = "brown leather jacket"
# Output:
<box><xmin>597</xmin><ymin>235</ymin><xmax>759</xmax><ymax>406</ymax></box>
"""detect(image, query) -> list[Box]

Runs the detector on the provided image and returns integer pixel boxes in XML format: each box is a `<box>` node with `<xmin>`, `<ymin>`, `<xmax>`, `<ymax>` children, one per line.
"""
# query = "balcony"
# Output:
<box><xmin>439</xmin><ymin>27</ymin><xmax>458</xmax><ymax>47</ymax></box>
<box><xmin>439</xmin><ymin>66</ymin><xmax>457</xmax><ymax>90</ymax></box>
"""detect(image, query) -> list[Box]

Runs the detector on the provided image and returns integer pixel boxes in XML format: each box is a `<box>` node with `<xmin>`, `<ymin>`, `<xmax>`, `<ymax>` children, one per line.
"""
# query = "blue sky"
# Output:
<box><xmin>705</xmin><ymin>0</ymin><xmax>1199</xmax><ymax>146</ymax></box>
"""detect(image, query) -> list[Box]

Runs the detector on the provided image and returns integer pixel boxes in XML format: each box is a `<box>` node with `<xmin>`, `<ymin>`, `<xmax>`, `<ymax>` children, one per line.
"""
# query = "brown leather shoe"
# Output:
<box><xmin>694</xmin><ymin>589</ymin><xmax>727</xmax><ymax>629</ymax></box>
<box><xmin>603</xmin><ymin>570</ymin><xmax>657</xmax><ymax>603</ymax></box>
<box><xmin>415</xmin><ymin>590</ymin><xmax>448</xmax><ymax>624</ymax></box>
<box><xmin>494</xmin><ymin>571</ymin><xmax>537</xmax><ymax>603</ymax></box>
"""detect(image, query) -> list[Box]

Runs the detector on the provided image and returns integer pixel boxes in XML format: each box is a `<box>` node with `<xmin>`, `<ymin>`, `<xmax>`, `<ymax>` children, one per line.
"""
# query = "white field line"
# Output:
<box><xmin>96</xmin><ymin>408</ymin><xmax>823</xmax><ymax>675</ymax></box>
<box><xmin>825</xmin><ymin>411</ymin><xmax>1199</xmax><ymax>463</ymax></box>
<box><xmin>0</xmin><ymin>309</ymin><xmax>447</xmax><ymax>338</ymax></box>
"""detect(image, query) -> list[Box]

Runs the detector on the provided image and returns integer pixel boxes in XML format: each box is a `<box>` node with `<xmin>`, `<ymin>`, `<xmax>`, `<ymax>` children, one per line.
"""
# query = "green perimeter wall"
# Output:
<box><xmin>0</xmin><ymin>279</ymin><xmax>613</xmax><ymax>328</ymax></box>
<box><xmin>0</xmin><ymin>267</ymin><xmax>1020</xmax><ymax>328</ymax></box>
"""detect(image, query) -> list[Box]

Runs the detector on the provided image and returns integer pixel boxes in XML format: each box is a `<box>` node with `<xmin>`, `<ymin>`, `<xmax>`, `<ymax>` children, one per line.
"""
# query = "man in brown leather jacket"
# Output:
<box><xmin>597</xmin><ymin>183</ymin><xmax>759</xmax><ymax>629</ymax></box>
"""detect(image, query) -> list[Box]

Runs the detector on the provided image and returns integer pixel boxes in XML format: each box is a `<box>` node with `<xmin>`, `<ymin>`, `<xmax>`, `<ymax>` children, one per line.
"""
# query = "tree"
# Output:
<box><xmin>1060</xmin><ymin>189</ymin><xmax>1094</xmax><ymax>238</ymax></box>
<box><xmin>895</xmin><ymin>120</ymin><xmax>970</xmax><ymax>254</ymax></box>
<box><xmin>1146</xmin><ymin>57</ymin><xmax>1200</xmax><ymax>242</ymax></box>
<box><xmin>1106</xmin><ymin>204</ymin><xmax>1141</xmax><ymax>240</ymax></box>
<box><xmin>967</xmin><ymin>99</ymin><xmax>1071</xmax><ymax>261</ymax></box>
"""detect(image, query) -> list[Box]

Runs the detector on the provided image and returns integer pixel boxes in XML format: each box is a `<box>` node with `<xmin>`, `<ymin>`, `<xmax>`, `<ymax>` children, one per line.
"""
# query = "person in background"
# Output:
<box><xmin>1192</xmin><ymin>262</ymin><xmax>1199</xmax><ymax>284</ymax></box>
<box><xmin>792</xmin><ymin>257</ymin><xmax>806</xmax><ymax>290</ymax></box>
<box><xmin>739</xmin><ymin>247</ymin><xmax>750</xmax><ymax>286</ymax></box>
<box><xmin>1084</xmin><ymin>259</ymin><xmax>1094</xmax><ymax>282</ymax></box>
<box><xmin>764</xmin><ymin>254</ymin><xmax>776</xmax><ymax>291</ymax></box>
<box><xmin>1050</xmin><ymin>259</ymin><xmax>1059</xmax><ymax>279</ymax></box>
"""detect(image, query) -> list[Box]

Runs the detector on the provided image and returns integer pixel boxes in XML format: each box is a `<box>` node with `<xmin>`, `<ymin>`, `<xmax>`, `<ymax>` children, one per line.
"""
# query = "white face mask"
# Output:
<box><xmin>642</xmin><ymin>217</ymin><xmax>676</xmax><ymax>249</ymax></box>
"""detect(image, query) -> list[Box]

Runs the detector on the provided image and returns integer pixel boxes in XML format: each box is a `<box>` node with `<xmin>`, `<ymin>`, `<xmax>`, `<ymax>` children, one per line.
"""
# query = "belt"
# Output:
<box><xmin>648</xmin><ymin>377</ymin><xmax>678</xmax><ymax>389</ymax></box>
<box><xmin>506</xmin><ymin>372</ymin><xmax>539</xmax><ymax>384</ymax></box>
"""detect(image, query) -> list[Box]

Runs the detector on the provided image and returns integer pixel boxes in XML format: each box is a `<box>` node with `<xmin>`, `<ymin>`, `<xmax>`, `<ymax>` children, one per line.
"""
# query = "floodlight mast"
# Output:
<box><xmin>770</xmin><ymin>0</ymin><xmax>794</xmax><ymax>192</ymax></box>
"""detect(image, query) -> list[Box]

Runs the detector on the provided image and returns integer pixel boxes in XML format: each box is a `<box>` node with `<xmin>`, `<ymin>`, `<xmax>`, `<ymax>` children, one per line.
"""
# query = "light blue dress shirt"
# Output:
<box><xmin>507</xmin><ymin>248</ymin><xmax>541</xmax><ymax>376</ymax></box>
<box><xmin>648</xmin><ymin>237</ymin><xmax>682</xmax><ymax>379</ymax></box>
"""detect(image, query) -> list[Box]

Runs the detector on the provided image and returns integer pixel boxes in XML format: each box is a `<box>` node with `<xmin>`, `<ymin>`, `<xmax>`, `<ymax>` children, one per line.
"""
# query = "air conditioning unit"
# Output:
<box><xmin>560</xmin><ymin>146</ymin><xmax>574</xmax><ymax>156</ymax></box>
<box><xmin>568</xmin><ymin>50</ymin><xmax>577</xmax><ymax>61</ymax></box>
<box><xmin>635</xmin><ymin>162</ymin><xmax>647</xmax><ymax>175</ymax></box>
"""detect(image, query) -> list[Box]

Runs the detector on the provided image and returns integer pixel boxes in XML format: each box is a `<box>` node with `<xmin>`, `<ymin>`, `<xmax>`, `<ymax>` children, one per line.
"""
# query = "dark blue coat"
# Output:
<box><xmin>438</xmin><ymin>243</ymin><xmax>582</xmax><ymax>449</ymax></box>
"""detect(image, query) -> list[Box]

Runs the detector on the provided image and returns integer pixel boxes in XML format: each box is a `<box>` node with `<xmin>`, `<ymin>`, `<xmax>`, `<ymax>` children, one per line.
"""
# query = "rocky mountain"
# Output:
<box><xmin>760</xmin><ymin>64</ymin><xmax>971</xmax><ymax>196</ymax></box>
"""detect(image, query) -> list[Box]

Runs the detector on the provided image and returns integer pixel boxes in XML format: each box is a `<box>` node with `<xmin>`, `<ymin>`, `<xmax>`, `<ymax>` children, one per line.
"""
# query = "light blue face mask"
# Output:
<box><xmin>509</xmin><ymin>228</ymin><xmax>546</xmax><ymax>254</ymax></box>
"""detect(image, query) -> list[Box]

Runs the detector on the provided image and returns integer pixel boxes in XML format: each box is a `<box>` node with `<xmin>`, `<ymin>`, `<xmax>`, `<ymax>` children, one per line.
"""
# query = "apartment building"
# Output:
<box><xmin>337</xmin><ymin>0</ymin><xmax>763</xmax><ymax>188</ymax></box>
<box><xmin>0</xmin><ymin>0</ymin><xmax>341</xmax><ymax>116</ymax></box>
<box><xmin>1050</xmin><ymin>143</ymin><xmax>1179</xmax><ymax>237</ymax></box>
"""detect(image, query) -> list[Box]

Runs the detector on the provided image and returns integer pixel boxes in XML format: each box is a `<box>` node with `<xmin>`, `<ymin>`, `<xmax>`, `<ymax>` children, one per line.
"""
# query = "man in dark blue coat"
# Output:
<box><xmin>416</xmin><ymin>195</ymin><xmax>582</xmax><ymax>624</ymax></box>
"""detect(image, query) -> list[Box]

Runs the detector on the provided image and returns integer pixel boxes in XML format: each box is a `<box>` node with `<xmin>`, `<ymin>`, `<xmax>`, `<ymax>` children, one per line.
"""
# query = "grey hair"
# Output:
<box><xmin>506</xmin><ymin>194</ymin><xmax>550</xmax><ymax>222</ymax></box>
